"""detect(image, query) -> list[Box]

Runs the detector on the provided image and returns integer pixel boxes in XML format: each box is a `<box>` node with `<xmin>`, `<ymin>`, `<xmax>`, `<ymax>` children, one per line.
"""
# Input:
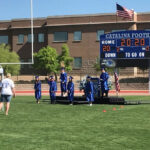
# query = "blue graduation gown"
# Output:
<box><xmin>34</xmin><ymin>81</ymin><xmax>41</xmax><ymax>100</ymax></box>
<box><xmin>67</xmin><ymin>81</ymin><xmax>74</xmax><ymax>101</ymax></box>
<box><xmin>85</xmin><ymin>81</ymin><xmax>94</xmax><ymax>102</ymax></box>
<box><xmin>48</xmin><ymin>81</ymin><xmax>57</xmax><ymax>101</ymax></box>
<box><xmin>100</xmin><ymin>72</ymin><xmax>109</xmax><ymax>92</ymax></box>
<box><xmin>60</xmin><ymin>72</ymin><xmax>67</xmax><ymax>92</ymax></box>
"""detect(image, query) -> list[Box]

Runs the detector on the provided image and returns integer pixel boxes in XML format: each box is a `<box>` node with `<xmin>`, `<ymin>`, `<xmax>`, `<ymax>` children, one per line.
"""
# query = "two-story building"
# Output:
<box><xmin>0</xmin><ymin>12</ymin><xmax>150</xmax><ymax>75</ymax></box>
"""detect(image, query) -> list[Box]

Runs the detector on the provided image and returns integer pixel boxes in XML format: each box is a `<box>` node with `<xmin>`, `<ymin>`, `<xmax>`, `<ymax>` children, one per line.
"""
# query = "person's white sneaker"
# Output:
<box><xmin>90</xmin><ymin>103</ymin><xmax>92</xmax><ymax>106</ymax></box>
<box><xmin>63</xmin><ymin>93</ymin><xmax>67</xmax><ymax>97</ymax></box>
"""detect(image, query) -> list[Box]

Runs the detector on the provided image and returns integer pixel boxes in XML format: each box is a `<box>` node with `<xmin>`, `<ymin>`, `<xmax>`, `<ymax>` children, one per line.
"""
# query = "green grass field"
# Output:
<box><xmin>0</xmin><ymin>96</ymin><xmax>150</xmax><ymax>150</ymax></box>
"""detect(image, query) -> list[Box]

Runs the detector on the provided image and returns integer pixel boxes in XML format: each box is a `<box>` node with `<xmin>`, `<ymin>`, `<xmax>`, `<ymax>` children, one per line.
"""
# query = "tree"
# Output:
<box><xmin>33</xmin><ymin>46</ymin><xmax>59</xmax><ymax>76</ymax></box>
<box><xmin>93</xmin><ymin>57</ymin><xmax>114</xmax><ymax>74</ymax></box>
<box><xmin>0</xmin><ymin>44</ymin><xmax>20</xmax><ymax>75</ymax></box>
<box><xmin>58</xmin><ymin>44</ymin><xmax>74</xmax><ymax>71</ymax></box>
<box><xmin>93</xmin><ymin>58</ymin><xmax>101</xmax><ymax>72</ymax></box>
<box><xmin>33</xmin><ymin>44</ymin><xmax>73</xmax><ymax>80</ymax></box>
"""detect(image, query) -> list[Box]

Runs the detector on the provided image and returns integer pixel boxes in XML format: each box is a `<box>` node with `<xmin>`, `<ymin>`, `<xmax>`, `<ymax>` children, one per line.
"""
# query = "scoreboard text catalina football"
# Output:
<box><xmin>100</xmin><ymin>30</ymin><xmax>150</xmax><ymax>59</ymax></box>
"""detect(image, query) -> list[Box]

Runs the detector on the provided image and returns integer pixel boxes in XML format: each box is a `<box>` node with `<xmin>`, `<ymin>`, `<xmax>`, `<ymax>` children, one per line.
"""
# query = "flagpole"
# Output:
<box><xmin>132</xmin><ymin>9</ymin><xmax>134</xmax><ymax>21</ymax></box>
<box><xmin>115</xmin><ymin>68</ymin><xmax>118</xmax><ymax>97</ymax></box>
<box><xmin>114</xmin><ymin>68</ymin><xmax>120</xmax><ymax>97</ymax></box>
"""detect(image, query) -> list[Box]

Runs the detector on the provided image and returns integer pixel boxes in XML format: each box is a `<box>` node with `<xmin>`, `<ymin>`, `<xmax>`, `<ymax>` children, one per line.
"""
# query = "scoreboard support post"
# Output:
<box><xmin>149</xmin><ymin>60</ymin><xmax>150</xmax><ymax>93</ymax></box>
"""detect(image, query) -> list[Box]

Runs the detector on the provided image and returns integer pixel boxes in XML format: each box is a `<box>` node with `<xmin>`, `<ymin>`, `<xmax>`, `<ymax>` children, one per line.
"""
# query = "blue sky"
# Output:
<box><xmin>0</xmin><ymin>0</ymin><xmax>150</xmax><ymax>20</ymax></box>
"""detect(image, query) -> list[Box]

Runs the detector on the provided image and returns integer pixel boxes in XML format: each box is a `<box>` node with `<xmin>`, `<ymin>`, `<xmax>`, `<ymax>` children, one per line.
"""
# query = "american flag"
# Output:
<box><xmin>114</xmin><ymin>72</ymin><xmax>120</xmax><ymax>92</ymax></box>
<box><xmin>116</xmin><ymin>4</ymin><xmax>134</xmax><ymax>20</ymax></box>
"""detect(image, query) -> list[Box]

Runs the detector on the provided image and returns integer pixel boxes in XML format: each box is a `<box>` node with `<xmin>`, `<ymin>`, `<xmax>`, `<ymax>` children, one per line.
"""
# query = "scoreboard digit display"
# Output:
<box><xmin>100</xmin><ymin>30</ymin><xmax>150</xmax><ymax>59</ymax></box>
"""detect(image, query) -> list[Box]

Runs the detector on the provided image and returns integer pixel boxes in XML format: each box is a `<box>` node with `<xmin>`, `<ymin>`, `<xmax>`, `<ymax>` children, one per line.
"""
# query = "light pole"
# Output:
<box><xmin>31</xmin><ymin>0</ymin><xmax>34</xmax><ymax>64</ymax></box>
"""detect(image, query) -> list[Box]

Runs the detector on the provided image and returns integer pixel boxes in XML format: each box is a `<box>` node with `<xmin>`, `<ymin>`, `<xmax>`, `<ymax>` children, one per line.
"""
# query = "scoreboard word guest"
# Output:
<box><xmin>100</xmin><ymin>30</ymin><xmax>150</xmax><ymax>59</ymax></box>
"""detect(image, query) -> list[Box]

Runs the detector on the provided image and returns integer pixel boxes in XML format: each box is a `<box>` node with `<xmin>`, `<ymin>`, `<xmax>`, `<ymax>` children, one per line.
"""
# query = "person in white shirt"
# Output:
<box><xmin>0</xmin><ymin>73</ymin><xmax>15</xmax><ymax>115</ymax></box>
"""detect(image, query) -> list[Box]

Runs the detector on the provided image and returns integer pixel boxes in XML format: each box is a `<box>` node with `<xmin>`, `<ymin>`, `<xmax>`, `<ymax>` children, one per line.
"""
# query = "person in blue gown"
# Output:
<box><xmin>85</xmin><ymin>76</ymin><xmax>94</xmax><ymax>106</ymax></box>
<box><xmin>60</xmin><ymin>68</ymin><xmax>67</xmax><ymax>97</ymax></box>
<box><xmin>67</xmin><ymin>76</ymin><xmax>74</xmax><ymax>105</ymax></box>
<box><xmin>34</xmin><ymin>76</ymin><xmax>41</xmax><ymax>104</ymax></box>
<box><xmin>48</xmin><ymin>76</ymin><xmax>57</xmax><ymax>104</ymax></box>
<box><xmin>100</xmin><ymin>68</ymin><xmax>109</xmax><ymax>98</ymax></box>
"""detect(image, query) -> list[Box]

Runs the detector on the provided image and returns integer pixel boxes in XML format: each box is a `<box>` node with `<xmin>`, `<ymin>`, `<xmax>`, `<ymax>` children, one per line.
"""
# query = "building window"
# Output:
<box><xmin>27</xmin><ymin>34</ymin><xmax>34</xmax><ymax>43</ymax></box>
<box><xmin>74</xmin><ymin>31</ymin><xmax>82</xmax><ymax>41</ymax></box>
<box><xmin>73</xmin><ymin>57</ymin><xmax>82</xmax><ymax>69</ymax></box>
<box><xmin>28</xmin><ymin>59</ymin><xmax>33</xmax><ymax>68</ymax></box>
<box><xmin>54</xmin><ymin>32</ymin><xmax>68</xmax><ymax>42</ymax></box>
<box><xmin>38</xmin><ymin>33</ymin><xmax>44</xmax><ymax>43</ymax></box>
<box><xmin>97</xmin><ymin>30</ymin><xmax>104</xmax><ymax>41</ymax></box>
<box><xmin>20</xmin><ymin>59</ymin><xmax>24</xmax><ymax>69</ymax></box>
<box><xmin>0</xmin><ymin>36</ymin><xmax>8</xmax><ymax>44</ymax></box>
<box><xmin>18</xmin><ymin>34</ymin><xmax>24</xmax><ymax>44</ymax></box>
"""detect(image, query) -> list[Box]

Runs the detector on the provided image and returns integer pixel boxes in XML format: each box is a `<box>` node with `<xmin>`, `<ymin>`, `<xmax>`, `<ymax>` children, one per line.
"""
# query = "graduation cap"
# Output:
<box><xmin>35</xmin><ymin>76</ymin><xmax>39</xmax><ymax>79</ymax></box>
<box><xmin>49</xmin><ymin>75</ymin><xmax>54</xmax><ymax>79</ymax></box>
<box><xmin>69</xmin><ymin>76</ymin><xmax>73</xmax><ymax>80</ymax></box>
<box><xmin>101</xmin><ymin>67</ymin><xmax>105</xmax><ymax>70</ymax></box>
<box><xmin>86</xmin><ymin>76</ymin><xmax>91</xmax><ymax>79</ymax></box>
<box><xmin>61</xmin><ymin>67</ymin><xmax>66</xmax><ymax>71</ymax></box>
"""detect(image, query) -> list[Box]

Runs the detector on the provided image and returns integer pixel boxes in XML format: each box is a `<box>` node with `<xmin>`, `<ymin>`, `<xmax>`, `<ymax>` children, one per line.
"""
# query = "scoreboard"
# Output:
<box><xmin>100</xmin><ymin>30</ymin><xmax>150</xmax><ymax>59</ymax></box>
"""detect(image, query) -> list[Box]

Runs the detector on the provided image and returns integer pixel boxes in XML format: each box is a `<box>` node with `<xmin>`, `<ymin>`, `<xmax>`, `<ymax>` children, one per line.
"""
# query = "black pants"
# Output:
<box><xmin>102</xmin><ymin>90</ymin><xmax>109</xmax><ymax>98</ymax></box>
